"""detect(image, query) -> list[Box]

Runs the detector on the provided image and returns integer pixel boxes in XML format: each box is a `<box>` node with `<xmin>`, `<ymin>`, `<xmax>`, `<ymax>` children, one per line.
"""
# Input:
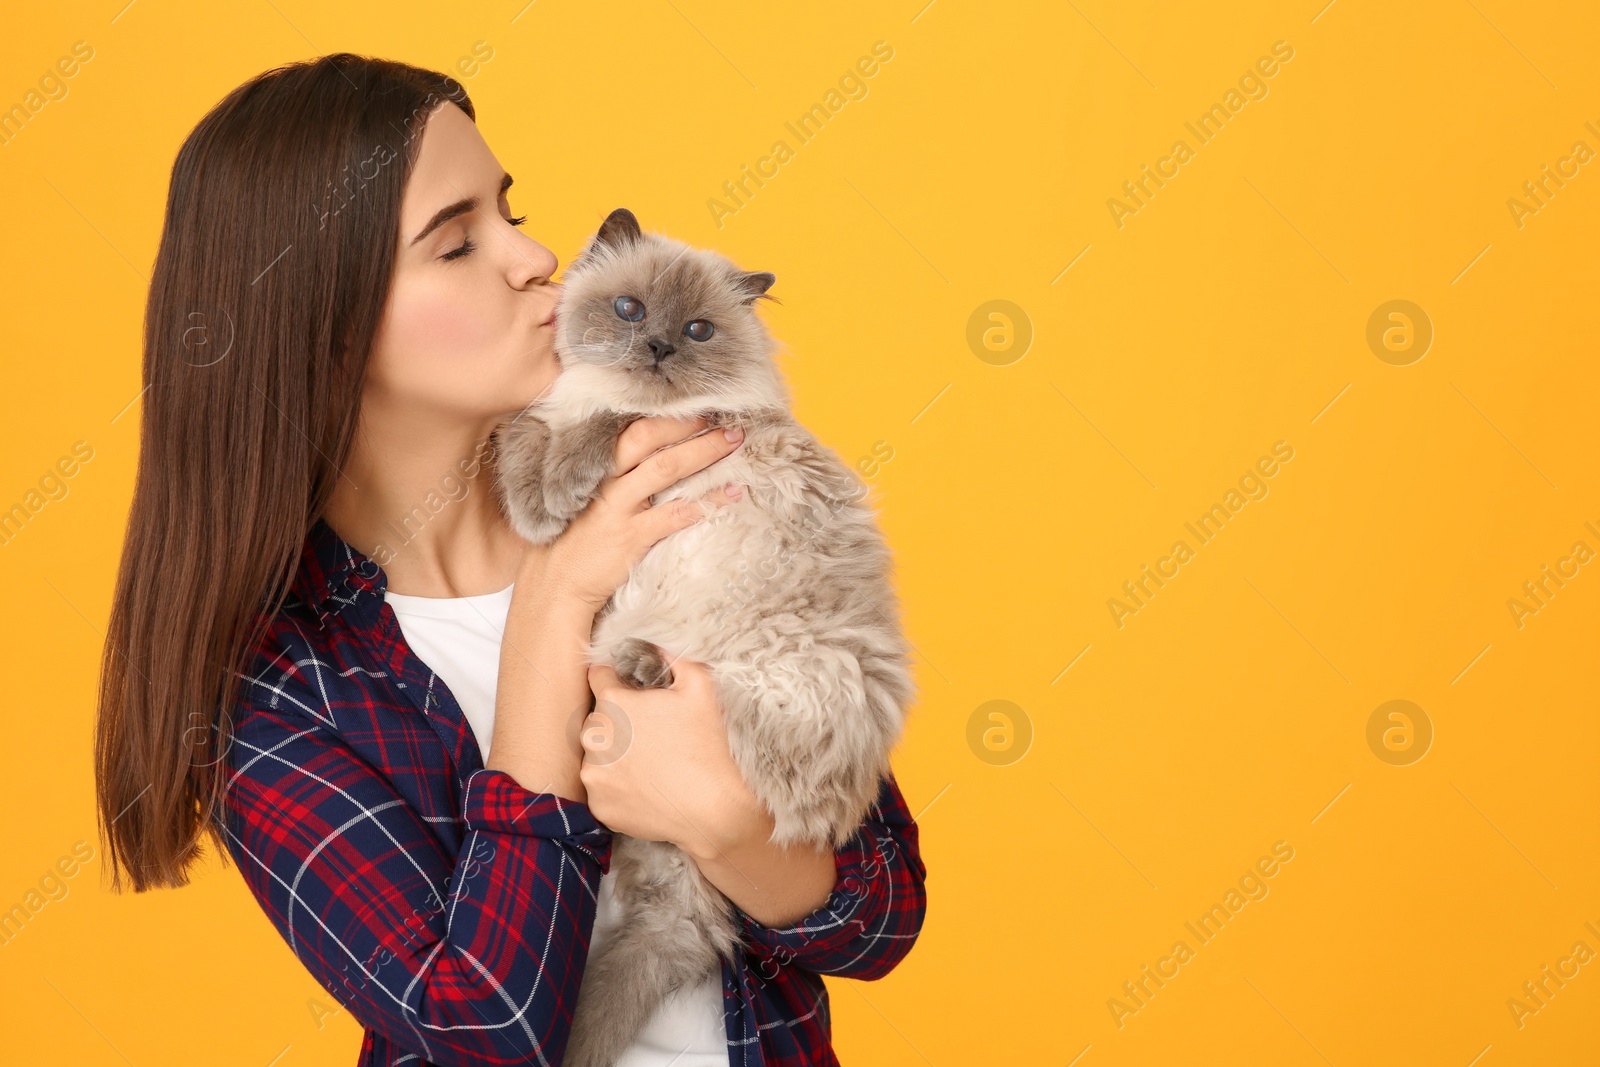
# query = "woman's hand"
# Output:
<box><xmin>581</xmin><ymin>653</ymin><xmax>841</xmax><ymax>927</ymax></box>
<box><xmin>529</xmin><ymin>414</ymin><xmax>746</xmax><ymax>615</ymax></box>
<box><xmin>578</xmin><ymin>653</ymin><xmax>764</xmax><ymax>857</ymax></box>
<box><xmin>486</xmin><ymin>415</ymin><xmax>742</xmax><ymax>806</ymax></box>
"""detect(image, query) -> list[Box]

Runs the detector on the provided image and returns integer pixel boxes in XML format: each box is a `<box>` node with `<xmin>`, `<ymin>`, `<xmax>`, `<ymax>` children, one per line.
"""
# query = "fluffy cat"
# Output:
<box><xmin>490</xmin><ymin>208</ymin><xmax>915</xmax><ymax>1067</ymax></box>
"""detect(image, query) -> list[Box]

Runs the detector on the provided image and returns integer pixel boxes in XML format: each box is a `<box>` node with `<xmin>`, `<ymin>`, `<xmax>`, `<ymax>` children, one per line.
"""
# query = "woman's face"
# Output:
<box><xmin>366</xmin><ymin>102</ymin><xmax>561</xmax><ymax>423</ymax></box>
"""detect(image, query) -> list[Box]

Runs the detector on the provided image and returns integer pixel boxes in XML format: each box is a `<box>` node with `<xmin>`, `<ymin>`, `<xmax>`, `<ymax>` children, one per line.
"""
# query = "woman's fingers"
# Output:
<box><xmin>706</xmin><ymin>482</ymin><xmax>744</xmax><ymax>503</ymax></box>
<box><xmin>661</xmin><ymin>652</ymin><xmax>714</xmax><ymax>694</ymax></box>
<box><xmin>610</xmin><ymin>415</ymin><xmax>709</xmax><ymax>478</ymax></box>
<box><xmin>589</xmin><ymin>652</ymin><xmax>710</xmax><ymax>697</ymax></box>
<box><xmin>637</xmin><ymin>481</ymin><xmax>744</xmax><ymax>544</ymax></box>
<box><xmin>543</xmin><ymin>417</ymin><xmax>746</xmax><ymax>614</ymax></box>
<box><xmin>586</xmin><ymin>662</ymin><xmax>623</xmax><ymax>700</ymax></box>
<box><xmin>610</xmin><ymin>424</ymin><xmax>744</xmax><ymax>511</ymax></box>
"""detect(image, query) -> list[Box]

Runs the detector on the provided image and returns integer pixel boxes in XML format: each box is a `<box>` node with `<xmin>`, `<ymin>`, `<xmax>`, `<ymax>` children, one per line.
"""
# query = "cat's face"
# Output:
<box><xmin>553</xmin><ymin>208</ymin><xmax>778</xmax><ymax>408</ymax></box>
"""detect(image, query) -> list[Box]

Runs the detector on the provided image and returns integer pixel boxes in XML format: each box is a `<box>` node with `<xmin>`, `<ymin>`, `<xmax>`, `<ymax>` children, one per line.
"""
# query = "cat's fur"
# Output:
<box><xmin>490</xmin><ymin>208</ymin><xmax>914</xmax><ymax>1067</ymax></box>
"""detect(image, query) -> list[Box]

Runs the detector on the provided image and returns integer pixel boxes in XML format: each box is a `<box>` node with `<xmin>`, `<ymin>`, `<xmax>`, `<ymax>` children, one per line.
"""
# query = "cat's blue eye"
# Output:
<box><xmin>684</xmin><ymin>320</ymin><xmax>714</xmax><ymax>342</ymax></box>
<box><xmin>614</xmin><ymin>295</ymin><xmax>646</xmax><ymax>322</ymax></box>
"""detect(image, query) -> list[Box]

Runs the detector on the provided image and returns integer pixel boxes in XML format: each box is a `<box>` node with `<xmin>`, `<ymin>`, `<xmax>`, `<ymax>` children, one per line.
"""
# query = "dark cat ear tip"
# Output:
<box><xmin>589</xmin><ymin>208</ymin><xmax>644</xmax><ymax>253</ymax></box>
<box><xmin>736</xmin><ymin>269</ymin><xmax>777</xmax><ymax>303</ymax></box>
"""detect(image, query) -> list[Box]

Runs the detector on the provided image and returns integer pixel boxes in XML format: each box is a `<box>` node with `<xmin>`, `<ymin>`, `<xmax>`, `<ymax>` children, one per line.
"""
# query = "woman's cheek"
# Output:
<box><xmin>395</xmin><ymin>275</ymin><xmax>499</xmax><ymax>366</ymax></box>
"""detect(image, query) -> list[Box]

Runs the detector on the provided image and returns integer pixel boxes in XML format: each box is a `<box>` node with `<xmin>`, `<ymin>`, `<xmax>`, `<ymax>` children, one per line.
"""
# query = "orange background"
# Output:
<box><xmin>1</xmin><ymin>1</ymin><xmax>1597</xmax><ymax>1064</ymax></box>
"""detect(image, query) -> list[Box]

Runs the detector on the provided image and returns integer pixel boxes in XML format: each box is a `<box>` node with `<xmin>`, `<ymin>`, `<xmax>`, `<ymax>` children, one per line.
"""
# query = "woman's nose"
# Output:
<box><xmin>510</xmin><ymin>237</ymin><xmax>559</xmax><ymax>288</ymax></box>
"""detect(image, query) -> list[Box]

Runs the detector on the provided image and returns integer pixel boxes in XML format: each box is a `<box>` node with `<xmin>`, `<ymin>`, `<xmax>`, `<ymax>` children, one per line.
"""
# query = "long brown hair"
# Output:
<box><xmin>95</xmin><ymin>54</ymin><xmax>475</xmax><ymax>893</ymax></box>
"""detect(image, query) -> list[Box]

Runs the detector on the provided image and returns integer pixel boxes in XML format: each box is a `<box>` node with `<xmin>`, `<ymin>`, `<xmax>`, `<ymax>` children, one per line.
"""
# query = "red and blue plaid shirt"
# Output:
<box><xmin>215</xmin><ymin>516</ymin><xmax>927</xmax><ymax>1066</ymax></box>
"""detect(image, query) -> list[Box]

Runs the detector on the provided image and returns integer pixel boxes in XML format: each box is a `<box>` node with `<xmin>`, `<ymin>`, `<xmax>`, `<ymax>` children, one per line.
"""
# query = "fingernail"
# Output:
<box><xmin>725</xmin><ymin>482</ymin><xmax>744</xmax><ymax>499</ymax></box>
<box><xmin>723</xmin><ymin>427</ymin><xmax>744</xmax><ymax>442</ymax></box>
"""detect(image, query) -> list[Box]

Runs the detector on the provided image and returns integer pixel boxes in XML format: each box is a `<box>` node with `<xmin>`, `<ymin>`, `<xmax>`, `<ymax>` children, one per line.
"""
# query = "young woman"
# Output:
<box><xmin>93</xmin><ymin>53</ymin><xmax>925</xmax><ymax>1067</ymax></box>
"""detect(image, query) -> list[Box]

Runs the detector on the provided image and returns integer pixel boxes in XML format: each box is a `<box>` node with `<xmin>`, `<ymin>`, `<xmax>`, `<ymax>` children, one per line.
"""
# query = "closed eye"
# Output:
<box><xmin>441</xmin><ymin>212</ymin><xmax>528</xmax><ymax>262</ymax></box>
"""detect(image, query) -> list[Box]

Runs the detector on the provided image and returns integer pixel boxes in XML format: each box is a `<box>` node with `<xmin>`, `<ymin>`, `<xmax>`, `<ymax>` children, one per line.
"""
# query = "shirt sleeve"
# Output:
<box><xmin>217</xmin><ymin>647</ymin><xmax>610</xmax><ymax>1067</ymax></box>
<box><xmin>730</xmin><ymin>770</ymin><xmax>928</xmax><ymax>982</ymax></box>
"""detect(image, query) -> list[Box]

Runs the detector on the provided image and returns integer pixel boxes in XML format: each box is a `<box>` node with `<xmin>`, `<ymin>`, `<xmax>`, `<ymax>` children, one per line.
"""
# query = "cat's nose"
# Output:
<box><xmin>647</xmin><ymin>337</ymin><xmax>677</xmax><ymax>362</ymax></box>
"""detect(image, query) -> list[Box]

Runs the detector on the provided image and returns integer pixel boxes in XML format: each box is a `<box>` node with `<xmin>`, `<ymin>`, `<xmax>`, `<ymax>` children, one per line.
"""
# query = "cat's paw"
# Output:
<box><xmin>542</xmin><ymin>479</ymin><xmax>591</xmax><ymax>521</ymax></box>
<box><xmin>543</xmin><ymin>447</ymin><xmax>612</xmax><ymax>519</ymax></box>
<box><xmin>612</xmin><ymin>637</ymin><xmax>675</xmax><ymax>689</ymax></box>
<box><xmin>493</xmin><ymin>417</ymin><xmax>569</xmax><ymax>545</ymax></box>
<box><xmin>508</xmin><ymin>508</ymin><xmax>569</xmax><ymax>547</ymax></box>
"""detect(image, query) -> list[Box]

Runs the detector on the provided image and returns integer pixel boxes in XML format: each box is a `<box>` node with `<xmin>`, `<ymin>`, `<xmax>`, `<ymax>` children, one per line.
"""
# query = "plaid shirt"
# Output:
<box><xmin>216</xmin><ymin>517</ymin><xmax>927</xmax><ymax>1067</ymax></box>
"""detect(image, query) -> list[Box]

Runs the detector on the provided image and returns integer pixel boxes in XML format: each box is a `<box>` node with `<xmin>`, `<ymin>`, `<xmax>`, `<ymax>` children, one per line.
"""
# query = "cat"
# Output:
<box><xmin>490</xmin><ymin>207</ymin><xmax>915</xmax><ymax>1067</ymax></box>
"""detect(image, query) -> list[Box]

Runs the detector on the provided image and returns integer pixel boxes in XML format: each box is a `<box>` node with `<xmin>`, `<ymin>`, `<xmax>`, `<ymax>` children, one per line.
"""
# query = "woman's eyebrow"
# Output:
<box><xmin>409</xmin><ymin>172</ymin><xmax>515</xmax><ymax>246</ymax></box>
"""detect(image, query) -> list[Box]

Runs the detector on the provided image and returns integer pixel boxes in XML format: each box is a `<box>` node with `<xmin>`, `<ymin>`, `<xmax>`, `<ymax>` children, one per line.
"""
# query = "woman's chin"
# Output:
<box><xmin>521</xmin><ymin>375</ymin><xmax>559</xmax><ymax>408</ymax></box>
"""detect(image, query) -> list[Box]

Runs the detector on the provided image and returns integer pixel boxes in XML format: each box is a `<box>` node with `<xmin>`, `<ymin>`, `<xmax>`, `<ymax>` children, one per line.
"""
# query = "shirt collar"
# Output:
<box><xmin>289</xmin><ymin>516</ymin><xmax>387</xmax><ymax>624</ymax></box>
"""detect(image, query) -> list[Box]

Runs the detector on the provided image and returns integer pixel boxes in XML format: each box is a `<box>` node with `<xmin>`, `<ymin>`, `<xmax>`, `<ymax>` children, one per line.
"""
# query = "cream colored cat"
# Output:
<box><xmin>492</xmin><ymin>208</ymin><xmax>914</xmax><ymax>1067</ymax></box>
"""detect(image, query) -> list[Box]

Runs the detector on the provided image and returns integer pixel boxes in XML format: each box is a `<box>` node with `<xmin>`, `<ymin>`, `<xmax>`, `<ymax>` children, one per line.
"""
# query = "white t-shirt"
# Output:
<box><xmin>384</xmin><ymin>582</ymin><xmax>729</xmax><ymax>1066</ymax></box>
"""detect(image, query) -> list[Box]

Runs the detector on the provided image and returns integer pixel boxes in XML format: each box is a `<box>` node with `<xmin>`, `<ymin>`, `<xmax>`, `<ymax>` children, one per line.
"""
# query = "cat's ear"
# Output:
<box><xmin>735</xmin><ymin>270</ymin><xmax>776</xmax><ymax>304</ymax></box>
<box><xmin>590</xmin><ymin>208</ymin><xmax>642</xmax><ymax>254</ymax></box>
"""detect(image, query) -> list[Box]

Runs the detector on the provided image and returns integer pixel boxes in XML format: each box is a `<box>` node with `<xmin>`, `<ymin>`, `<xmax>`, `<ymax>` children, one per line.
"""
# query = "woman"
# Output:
<box><xmin>93</xmin><ymin>52</ymin><xmax>926</xmax><ymax>1067</ymax></box>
